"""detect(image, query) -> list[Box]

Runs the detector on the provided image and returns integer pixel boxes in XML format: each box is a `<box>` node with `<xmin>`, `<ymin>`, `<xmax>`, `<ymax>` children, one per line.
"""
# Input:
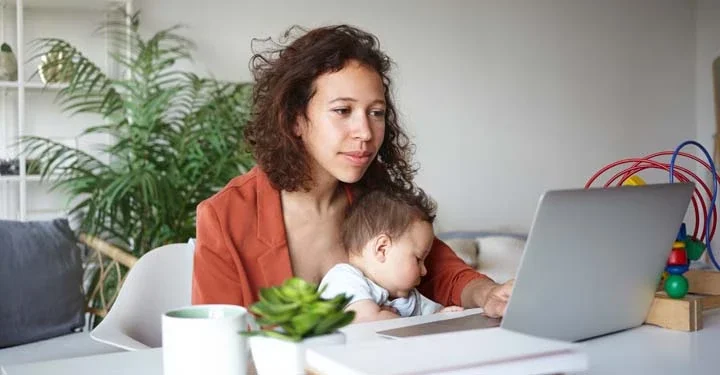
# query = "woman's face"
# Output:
<box><xmin>296</xmin><ymin>60</ymin><xmax>386</xmax><ymax>186</ymax></box>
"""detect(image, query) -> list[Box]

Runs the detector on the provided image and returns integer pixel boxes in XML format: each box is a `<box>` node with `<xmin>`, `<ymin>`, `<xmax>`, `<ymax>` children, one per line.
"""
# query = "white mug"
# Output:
<box><xmin>161</xmin><ymin>304</ymin><xmax>258</xmax><ymax>375</ymax></box>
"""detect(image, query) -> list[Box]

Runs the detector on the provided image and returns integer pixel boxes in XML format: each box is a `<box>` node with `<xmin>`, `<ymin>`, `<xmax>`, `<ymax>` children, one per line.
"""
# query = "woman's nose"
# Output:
<box><xmin>351</xmin><ymin>114</ymin><xmax>372</xmax><ymax>141</ymax></box>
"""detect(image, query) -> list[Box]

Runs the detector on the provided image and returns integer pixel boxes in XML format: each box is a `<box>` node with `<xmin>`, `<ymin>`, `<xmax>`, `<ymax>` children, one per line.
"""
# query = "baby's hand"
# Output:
<box><xmin>380</xmin><ymin>305</ymin><xmax>399</xmax><ymax>314</ymax></box>
<box><xmin>439</xmin><ymin>306</ymin><xmax>464</xmax><ymax>313</ymax></box>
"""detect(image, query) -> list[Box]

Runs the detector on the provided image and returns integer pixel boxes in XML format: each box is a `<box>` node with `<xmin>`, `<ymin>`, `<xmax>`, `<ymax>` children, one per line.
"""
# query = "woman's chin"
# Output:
<box><xmin>332</xmin><ymin>166</ymin><xmax>368</xmax><ymax>184</ymax></box>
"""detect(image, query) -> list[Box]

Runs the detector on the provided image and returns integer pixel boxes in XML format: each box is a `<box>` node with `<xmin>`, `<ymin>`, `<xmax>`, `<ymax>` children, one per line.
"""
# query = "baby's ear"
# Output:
<box><xmin>371</xmin><ymin>233</ymin><xmax>392</xmax><ymax>263</ymax></box>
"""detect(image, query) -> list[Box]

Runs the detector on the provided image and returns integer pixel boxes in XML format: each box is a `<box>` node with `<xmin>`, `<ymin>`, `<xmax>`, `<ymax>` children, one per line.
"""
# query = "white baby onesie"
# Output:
<box><xmin>319</xmin><ymin>263</ymin><xmax>443</xmax><ymax>317</ymax></box>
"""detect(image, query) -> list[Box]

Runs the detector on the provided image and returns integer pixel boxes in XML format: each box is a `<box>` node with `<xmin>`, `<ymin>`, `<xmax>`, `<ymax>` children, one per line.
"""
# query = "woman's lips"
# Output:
<box><xmin>341</xmin><ymin>151</ymin><xmax>373</xmax><ymax>166</ymax></box>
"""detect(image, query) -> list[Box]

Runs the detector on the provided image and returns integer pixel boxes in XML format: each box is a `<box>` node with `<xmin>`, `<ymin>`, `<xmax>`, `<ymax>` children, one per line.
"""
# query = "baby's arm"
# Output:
<box><xmin>438</xmin><ymin>306</ymin><xmax>464</xmax><ymax>313</ymax></box>
<box><xmin>346</xmin><ymin>300</ymin><xmax>400</xmax><ymax>323</ymax></box>
<box><xmin>320</xmin><ymin>264</ymin><xmax>398</xmax><ymax>323</ymax></box>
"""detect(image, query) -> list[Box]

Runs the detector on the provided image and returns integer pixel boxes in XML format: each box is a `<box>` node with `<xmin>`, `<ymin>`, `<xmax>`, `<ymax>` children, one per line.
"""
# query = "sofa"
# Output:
<box><xmin>0</xmin><ymin>218</ymin><xmax>128</xmax><ymax>367</ymax></box>
<box><xmin>438</xmin><ymin>230</ymin><xmax>527</xmax><ymax>284</ymax></box>
<box><xmin>0</xmin><ymin>219</ymin><xmax>125</xmax><ymax>368</ymax></box>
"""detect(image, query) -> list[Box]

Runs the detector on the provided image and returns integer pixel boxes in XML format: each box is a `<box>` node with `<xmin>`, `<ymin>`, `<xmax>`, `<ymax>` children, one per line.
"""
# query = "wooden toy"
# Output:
<box><xmin>586</xmin><ymin>140</ymin><xmax>720</xmax><ymax>331</ymax></box>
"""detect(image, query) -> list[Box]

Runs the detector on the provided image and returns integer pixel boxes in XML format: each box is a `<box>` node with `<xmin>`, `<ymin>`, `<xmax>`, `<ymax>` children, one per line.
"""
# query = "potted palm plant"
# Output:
<box><xmin>20</xmin><ymin>12</ymin><xmax>254</xmax><ymax>320</ymax></box>
<box><xmin>243</xmin><ymin>277</ymin><xmax>355</xmax><ymax>374</ymax></box>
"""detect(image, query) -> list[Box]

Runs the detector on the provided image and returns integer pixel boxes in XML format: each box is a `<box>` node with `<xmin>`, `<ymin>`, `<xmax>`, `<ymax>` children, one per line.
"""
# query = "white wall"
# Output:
<box><xmin>695</xmin><ymin>0</ymin><xmax>720</xmax><ymax>257</ymax></box>
<box><xmin>696</xmin><ymin>0</ymin><xmax>720</xmax><ymax>151</ymax></box>
<box><xmin>137</xmin><ymin>0</ymin><xmax>697</xmax><ymax>234</ymax></box>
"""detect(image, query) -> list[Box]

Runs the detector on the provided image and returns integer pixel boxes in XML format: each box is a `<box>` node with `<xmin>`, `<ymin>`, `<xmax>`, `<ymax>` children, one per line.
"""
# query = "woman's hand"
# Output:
<box><xmin>379</xmin><ymin>304</ymin><xmax>399</xmax><ymax>315</ymax></box>
<box><xmin>481</xmin><ymin>280</ymin><xmax>514</xmax><ymax>317</ymax></box>
<box><xmin>461</xmin><ymin>278</ymin><xmax>515</xmax><ymax>318</ymax></box>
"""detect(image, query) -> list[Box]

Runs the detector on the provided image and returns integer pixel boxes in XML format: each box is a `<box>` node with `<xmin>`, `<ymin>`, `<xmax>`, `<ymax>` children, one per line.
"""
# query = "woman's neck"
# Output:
<box><xmin>282</xmin><ymin>168</ymin><xmax>343</xmax><ymax>214</ymax></box>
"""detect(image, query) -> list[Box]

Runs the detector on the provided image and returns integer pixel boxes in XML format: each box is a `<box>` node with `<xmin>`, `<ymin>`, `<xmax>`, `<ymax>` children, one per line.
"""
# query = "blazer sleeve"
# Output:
<box><xmin>417</xmin><ymin>237</ymin><xmax>489</xmax><ymax>307</ymax></box>
<box><xmin>191</xmin><ymin>200</ymin><xmax>252</xmax><ymax>306</ymax></box>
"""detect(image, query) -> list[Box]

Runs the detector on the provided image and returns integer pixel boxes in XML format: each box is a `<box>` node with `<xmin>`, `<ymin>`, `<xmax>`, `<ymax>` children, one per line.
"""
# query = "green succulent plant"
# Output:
<box><xmin>243</xmin><ymin>277</ymin><xmax>355</xmax><ymax>342</ymax></box>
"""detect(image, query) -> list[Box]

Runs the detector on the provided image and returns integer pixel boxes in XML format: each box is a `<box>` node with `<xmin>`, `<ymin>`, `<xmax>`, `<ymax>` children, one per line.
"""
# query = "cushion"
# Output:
<box><xmin>443</xmin><ymin>238</ymin><xmax>479</xmax><ymax>268</ymax></box>
<box><xmin>476</xmin><ymin>236</ymin><xmax>526</xmax><ymax>284</ymax></box>
<box><xmin>0</xmin><ymin>218</ymin><xmax>85</xmax><ymax>348</ymax></box>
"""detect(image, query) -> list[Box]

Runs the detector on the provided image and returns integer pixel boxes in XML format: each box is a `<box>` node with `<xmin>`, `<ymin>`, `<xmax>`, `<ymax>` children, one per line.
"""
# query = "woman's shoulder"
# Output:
<box><xmin>198</xmin><ymin>166</ymin><xmax>274</xmax><ymax>214</ymax></box>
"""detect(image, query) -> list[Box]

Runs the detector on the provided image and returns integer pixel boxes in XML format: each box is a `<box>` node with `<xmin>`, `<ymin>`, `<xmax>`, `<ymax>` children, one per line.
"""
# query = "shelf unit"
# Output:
<box><xmin>0</xmin><ymin>0</ymin><xmax>132</xmax><ymax>221</ymax></box>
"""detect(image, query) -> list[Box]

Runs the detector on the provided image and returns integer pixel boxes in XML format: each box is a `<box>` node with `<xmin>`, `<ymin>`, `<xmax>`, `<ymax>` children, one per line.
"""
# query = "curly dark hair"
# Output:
<box><xmin>245</xmin><ymin>24</ymin><xmax>423</xmax><ymax>202</ymax></box>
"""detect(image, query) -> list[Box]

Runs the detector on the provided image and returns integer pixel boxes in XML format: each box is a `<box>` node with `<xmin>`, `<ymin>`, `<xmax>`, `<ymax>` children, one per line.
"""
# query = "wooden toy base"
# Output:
<box><xmin>644</xmin><ymin>270</ymin><xmax>720</xmax><ymax>331</ymax></box>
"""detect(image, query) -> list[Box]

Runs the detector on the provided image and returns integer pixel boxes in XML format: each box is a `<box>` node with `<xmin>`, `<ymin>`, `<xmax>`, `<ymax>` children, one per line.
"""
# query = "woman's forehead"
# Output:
<box><xmin>313</xmin><ymin>62</ymin><xmax>384</xmax><ymax>100</ymax></box>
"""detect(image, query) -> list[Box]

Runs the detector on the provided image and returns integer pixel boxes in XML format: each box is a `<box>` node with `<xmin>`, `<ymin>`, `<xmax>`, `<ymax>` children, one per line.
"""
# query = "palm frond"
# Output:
<box><xmin>21</xmin><ymin>12</ymin><xmax>256</xmax><ymax>262</ymax></box>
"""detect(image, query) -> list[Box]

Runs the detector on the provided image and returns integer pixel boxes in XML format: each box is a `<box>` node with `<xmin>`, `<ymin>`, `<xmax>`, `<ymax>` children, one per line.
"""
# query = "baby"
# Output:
<box><xmin>320</xmin><ymin>189</ymin><xmax>463</xmax><ymax>323</ymax></box>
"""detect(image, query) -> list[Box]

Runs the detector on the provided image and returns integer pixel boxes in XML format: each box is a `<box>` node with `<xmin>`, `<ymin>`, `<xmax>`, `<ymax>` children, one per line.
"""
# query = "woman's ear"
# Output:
<box><xmin>371</xmin><ymin>233</ymin><xmax>392</xmax><ymax>263</ymax></box>
<box><xmin>294</xmin><ymin>114</ymin><xmax>307</xmax><ymax>137</ymax></box>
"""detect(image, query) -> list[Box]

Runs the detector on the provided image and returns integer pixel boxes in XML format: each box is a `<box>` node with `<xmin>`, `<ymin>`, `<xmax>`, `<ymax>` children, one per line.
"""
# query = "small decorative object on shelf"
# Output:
<box><xmin>26</xmin><ymin>158</ymin><xmax>42</xmax><ymax>175</ymax></box>
<box><xmin>0</xmin><ymin>158</ymin><xmax>19</xmax><ymax>176</ymax></box>
<box><xmin>0</xmin><ymin>43</ymin><xmax>18</xmax><ymax>81</ymax></box>
<box><xmin>38</xmin><ymin>46</ymin><xmax>75</xmax><ymax>84</ymax></box>
<box><xmin>243</xmin><ymin>277</ymin><xmax>354</xmax><ymax>375</ymax></box>
<box><xmin>0</xmin><ymin>158</ymin><xmax>45</xmax><ymax>176</ymax></box>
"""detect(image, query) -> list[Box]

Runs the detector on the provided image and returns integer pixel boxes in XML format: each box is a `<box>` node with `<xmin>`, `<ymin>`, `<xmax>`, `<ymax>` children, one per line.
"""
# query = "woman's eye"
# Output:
<box><xmin>332</xmin><ymin>108</ymin><xmax>350</xmax><ymax>115</ymax></box>
<box><xmin>370</xmin><ymin>109</ymin><xmax>386</xmax><ymax>117</ymax></box>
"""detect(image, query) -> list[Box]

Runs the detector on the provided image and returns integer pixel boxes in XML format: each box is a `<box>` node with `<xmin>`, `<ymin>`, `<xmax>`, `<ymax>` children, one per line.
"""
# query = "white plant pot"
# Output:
<box><xmin>250</xmin><ymin>332</ymin><xmax>345</xmax><ymax>375</ymax></box>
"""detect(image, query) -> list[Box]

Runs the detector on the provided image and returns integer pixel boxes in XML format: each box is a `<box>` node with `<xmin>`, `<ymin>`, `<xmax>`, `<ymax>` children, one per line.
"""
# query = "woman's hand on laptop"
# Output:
<box><xmin>461</xmin><ymin>278</ymin><xmax>515</xmax><ymax>318</ymax></box>
<box><xmin>483</xmin><ymin>280</ymin><xmax>514</xmax><ymax>317</ymax></box>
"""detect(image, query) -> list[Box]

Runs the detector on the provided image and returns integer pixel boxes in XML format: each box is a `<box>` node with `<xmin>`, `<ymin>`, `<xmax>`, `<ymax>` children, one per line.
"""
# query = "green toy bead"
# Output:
<box><xmin>664</xmin><ymin>274</ymin><xmax>689</xmax><ymax>299</ymax></box>
<box><xmin>685</xmin><ymin>238</ymin><xmax>706</xmax><ymax>261</ymax></box>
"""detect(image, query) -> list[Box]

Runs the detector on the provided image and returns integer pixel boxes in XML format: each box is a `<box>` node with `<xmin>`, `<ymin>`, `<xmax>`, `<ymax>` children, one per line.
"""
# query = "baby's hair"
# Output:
<box><xmin>342</xmin><ymin>189</ymin><xmax>437</xmax><ymax>254</ymax></box>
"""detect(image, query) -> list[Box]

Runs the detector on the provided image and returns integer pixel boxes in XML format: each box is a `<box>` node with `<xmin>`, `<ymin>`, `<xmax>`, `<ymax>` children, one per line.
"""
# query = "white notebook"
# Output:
<box><xmin>306</xmin><ymin>327</ymin><xmax>588</xmax><ymax>375</ymax></box>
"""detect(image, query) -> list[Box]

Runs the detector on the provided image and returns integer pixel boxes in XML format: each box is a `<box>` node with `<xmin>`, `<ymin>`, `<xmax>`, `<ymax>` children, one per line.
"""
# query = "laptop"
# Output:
<box><xmin>379</xmin><ymin>182</ymin><xmax>694</xmax><ymax>342</ymax></box>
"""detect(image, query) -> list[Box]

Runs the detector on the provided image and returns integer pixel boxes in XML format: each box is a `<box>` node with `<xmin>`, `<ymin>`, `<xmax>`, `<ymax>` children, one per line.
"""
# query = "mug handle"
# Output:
<box><xmin>245</xmin><ymin>313</ymin><xmax>260</xmax><ymax>332</ymax></box>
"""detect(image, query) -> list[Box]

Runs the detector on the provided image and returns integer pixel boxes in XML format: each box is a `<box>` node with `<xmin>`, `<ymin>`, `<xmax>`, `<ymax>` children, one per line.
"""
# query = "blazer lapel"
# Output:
<box><xmin>255</xmin><ymin>168</ymin><xmax>293</xmax><ymax>286</ymax></box>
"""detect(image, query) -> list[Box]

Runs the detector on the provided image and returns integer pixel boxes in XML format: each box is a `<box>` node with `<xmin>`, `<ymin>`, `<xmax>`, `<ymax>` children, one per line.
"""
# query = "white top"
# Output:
<box><xmin>319</xmin><ymin>263</ymin><xmax>443</xmax><ymax>317</ymax></box>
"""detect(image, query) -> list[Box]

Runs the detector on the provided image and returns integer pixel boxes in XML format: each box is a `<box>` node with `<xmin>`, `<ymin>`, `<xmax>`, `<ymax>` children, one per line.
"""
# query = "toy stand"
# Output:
<box><xmin>586</xmin><ymin>140</ymin><xmax>720</xmax><ymax>332</ymax></box>
<box><xmin>646</xmin><ymin>269</ymin><xmax>720</xmax><ymax>331</ymax></box>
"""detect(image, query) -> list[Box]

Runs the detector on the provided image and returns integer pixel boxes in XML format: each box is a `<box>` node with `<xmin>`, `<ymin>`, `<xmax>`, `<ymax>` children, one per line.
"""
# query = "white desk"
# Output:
<box><xmin>3</xmin><ymin>308</ymin><xmax>719</xmax><ymax>375</ymax></box>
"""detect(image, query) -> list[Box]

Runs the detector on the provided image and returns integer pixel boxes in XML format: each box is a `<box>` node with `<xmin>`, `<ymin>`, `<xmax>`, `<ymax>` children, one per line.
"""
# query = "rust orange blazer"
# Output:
<box><xmin>191</xmin><ymin>166</ymin><xmax>488</xmax><ymax>308</ymax></box>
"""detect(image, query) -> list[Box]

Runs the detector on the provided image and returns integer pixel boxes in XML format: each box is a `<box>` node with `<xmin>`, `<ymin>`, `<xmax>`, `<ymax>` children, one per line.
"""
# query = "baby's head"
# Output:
<box><xmin>342</xmin><ymin>189</ymin><xmax>437</xmax><ymax>298</ymax></box>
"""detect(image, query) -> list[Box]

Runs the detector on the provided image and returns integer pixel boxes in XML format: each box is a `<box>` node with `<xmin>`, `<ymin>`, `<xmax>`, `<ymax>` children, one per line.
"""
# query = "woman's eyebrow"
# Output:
<box><xmin>328</xmin><ymin>97</ymin><xmax>386</xmax><ymax>105</ymax></box>
<box><xmin>329</xmin><ymin>97</ymin><xmax>356</xmax><ymax>103</ymax></box>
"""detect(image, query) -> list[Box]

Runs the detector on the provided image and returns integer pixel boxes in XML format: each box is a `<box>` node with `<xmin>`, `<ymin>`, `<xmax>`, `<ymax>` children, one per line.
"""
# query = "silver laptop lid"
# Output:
<box><xmin>501</xmin><ymin>182</ymin><xmax>694</xmax><ymax>342</ymax></box>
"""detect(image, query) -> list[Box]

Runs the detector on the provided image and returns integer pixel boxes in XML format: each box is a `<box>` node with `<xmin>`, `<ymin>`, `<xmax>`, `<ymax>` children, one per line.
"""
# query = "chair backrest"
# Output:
<box><xmin>90</xmin><ymin>243</ymin><xmax>194</xmax><ymax>350</ymax></box>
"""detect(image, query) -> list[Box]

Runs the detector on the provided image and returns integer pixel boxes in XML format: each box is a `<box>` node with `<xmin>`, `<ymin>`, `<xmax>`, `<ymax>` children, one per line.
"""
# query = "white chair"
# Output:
<box><xmin>90</xmin><ymin>243</ymin><xmax>194</xmax><ymax>351</ymax></box>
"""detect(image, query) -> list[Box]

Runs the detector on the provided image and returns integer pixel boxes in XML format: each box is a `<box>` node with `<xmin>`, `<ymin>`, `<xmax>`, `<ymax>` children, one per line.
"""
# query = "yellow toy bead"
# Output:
<box><xmin>622</xmin><ymin>175</ymin><xmax>646</xmax><ymax>186</ymax></box>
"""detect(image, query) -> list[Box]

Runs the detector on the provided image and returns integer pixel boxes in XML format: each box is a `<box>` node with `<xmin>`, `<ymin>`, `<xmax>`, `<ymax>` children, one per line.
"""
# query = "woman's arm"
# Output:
<box><xmin>191</xmin><ymin>201</ymin><xmax>252</xmax><ymax>306</ymax></box>
<box><xmin>418</xmin><ymin>238</ymin><xmax>507</xmax><ymax>311</ymax></box>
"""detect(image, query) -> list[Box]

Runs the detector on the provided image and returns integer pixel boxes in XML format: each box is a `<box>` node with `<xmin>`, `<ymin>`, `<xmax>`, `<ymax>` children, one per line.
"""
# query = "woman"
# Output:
<box><xmin>191</xmin><ymin>24</ymin><xmax>514</xmax><ymax>318</ymax></box>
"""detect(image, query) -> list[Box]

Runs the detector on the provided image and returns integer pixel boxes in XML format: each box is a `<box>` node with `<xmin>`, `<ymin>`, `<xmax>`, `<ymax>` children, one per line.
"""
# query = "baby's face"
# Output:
<box><xmin>378</xmin><ymin>220</ymin><xmax>434</xmax><ymax>298</ymax></box>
